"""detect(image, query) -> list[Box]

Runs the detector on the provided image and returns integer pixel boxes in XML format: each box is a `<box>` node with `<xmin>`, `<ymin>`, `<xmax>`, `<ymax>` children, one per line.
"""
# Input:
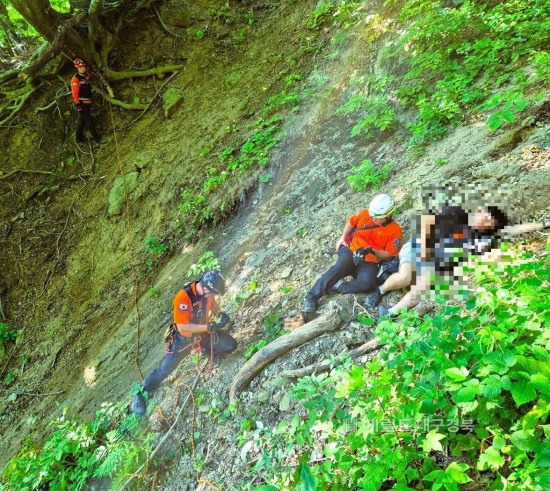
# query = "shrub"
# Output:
<box><xmin>347</xmin><ymin>160</ymin><xmax>394</xmax><ymax>191</ymax></box>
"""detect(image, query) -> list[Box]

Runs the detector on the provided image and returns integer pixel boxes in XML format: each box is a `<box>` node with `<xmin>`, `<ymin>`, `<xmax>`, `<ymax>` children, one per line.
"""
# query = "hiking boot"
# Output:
<box><xmin>301</xmin><ymin>298</ymin><xmax>318</xmax><ymax>323</ymax></box>
<box><xmin>129</xmin><ymin>392</ymin><xmax>147</xmax><ymax>416</ymax></box>
<box><xmin>378</xmin><ymin>305</ymin><xmax>398</xmax><ymax>321</ymax></box>
<box><xmin>365</xmin><ymin>288</ymin><xmax>384</xmax><ymax>309</ymax></box>
<box><xmin>328</xmin><ymin>279</ymin><xmax>346</xmax><ymax>294</ymax></box>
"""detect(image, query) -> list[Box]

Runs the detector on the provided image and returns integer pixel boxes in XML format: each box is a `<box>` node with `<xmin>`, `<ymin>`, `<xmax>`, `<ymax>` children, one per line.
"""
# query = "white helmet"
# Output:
<box><xmin>369</xmin><ymin>194</ymin><xmax>395</xmax><ymax>218</ymax></box>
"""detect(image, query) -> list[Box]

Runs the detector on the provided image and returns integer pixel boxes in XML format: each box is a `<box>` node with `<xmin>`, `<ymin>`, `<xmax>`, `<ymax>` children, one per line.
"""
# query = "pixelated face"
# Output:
<box><xmin>373</xmin><ymin>217</ymin><xmax>388</xmax><ymax>225</ymax></box>
<box><xmin>469</xmin><ymin>209</ymin><xmax>496</xmax><ymax>231</ymax></box>
<box><xmin>77</xmin><ymin>66</ymin><xmax>87</xmax><ymax>73</ymax></box>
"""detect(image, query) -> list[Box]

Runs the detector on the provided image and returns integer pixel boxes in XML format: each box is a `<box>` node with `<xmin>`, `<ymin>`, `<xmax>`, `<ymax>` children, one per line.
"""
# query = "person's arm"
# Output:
<box><xmin>500</xmin><ymin>221</ymin><xmax>549</xmax><ymax>237</ymax></box>
<box><xmin>371</xmin><ymin>248</ymin><xmax>393</xmax><ymax>261</ymax></box>
<box><xmin>420</xmin><ymin>214</ymin><xmax>436</xmax><ymax>260</ymax></box>
<box><xmin>71</xmin><ymin>76</ymin><xmax>80</xmax><ymax>105</ymax></box>
<box><xmin>335</xmin><ymin>220</ymin><xmax>354</xmax><ymax>251</ymax></box>
<box><xmin>174</xmin><ymin>322</ymin><xmax>208</xmax><ymax>334</ymax></box>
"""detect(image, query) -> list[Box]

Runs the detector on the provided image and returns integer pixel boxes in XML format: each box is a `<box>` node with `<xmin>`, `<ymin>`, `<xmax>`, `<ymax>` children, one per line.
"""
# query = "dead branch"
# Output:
<box><xmin>14</xmin><ymin>389</ymin><xmax>65</xmax><ymax>397</ymax></box>
<box><xmin>0</xmin><ymin>294</ymin><xmax>6</xmax><ymax>321</ymax></box>
<box><xmin>35</xmin><ymin>88</ymin><xmax>70</xmax><ymax>112</ymax></box>
<box><xmin>279</xmin><ymin>337</ymin><xmax>381</xmax><ymax>379</ymax></box>
<box><xmin>229</xmin><ymin>307</ymin><xmax>343</xmax><ymax>401</ymax></box>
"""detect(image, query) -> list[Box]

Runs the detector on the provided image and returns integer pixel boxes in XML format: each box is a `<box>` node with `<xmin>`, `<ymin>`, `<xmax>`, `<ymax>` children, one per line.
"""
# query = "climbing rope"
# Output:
<box><xmin>105</xmin><ymin>94</ymin><xmax>144</xmax><ymax>380</ymax></box>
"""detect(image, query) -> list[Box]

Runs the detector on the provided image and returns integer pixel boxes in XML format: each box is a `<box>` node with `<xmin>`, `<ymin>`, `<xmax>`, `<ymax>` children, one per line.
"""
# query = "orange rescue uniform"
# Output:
<box><xmin>173</xmin><ymin>282</ymin><xmax>218</xmax><ymax>337</ymax></box>
<box><xmin>348</xmin><ymin>209</ymin><xmax>403</xmax><ymax>263</ymax></box>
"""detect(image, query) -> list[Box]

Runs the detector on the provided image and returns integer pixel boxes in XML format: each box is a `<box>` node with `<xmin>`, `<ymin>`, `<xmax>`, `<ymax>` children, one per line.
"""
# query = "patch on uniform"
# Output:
<box><xmin>394</xmin><ymin>238</ymin><xmax>401</xmax><ymax>250</ymax></box>
<box><xmin>179</xmin><ymin>304</ymin><xmax>188</xmax><ymax>311</ymax></box>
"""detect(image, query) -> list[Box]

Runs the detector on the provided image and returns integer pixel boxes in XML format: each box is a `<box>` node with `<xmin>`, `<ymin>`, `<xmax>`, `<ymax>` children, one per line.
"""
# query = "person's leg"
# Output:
<box><xmin>76</xmin><ymin>112</ymin><xmax>86</xmax><ymax>141</ymax></box>
<box><xmin>366</xmin><ymin>262</ymin><xmax>413</xmax><ymax>308</ymax></box>
<box><xmin>338</xmin><ymin>261</ymin><xmax>378</xmax><ymax>294</ymax></box>
<box><xmin>200</xmin><ymin>331</ymin><xmax>237</xmax><ymax>355</ymax></box>
<box><xmin>306</xmin><ymin>247</ymin><xmax>355</xmax><ymax>302</ymax></box>
<box><xmin>142</xmin><ymin>335</ymin><xmax>192</xmax><ymax>393</ymax></box>
<box><xmin>380</xmin><ymin>263</ymin><xmax>413</xmax><ymax>293</ymax></box>
<box><xmin>83</xmin><ymin>108</ymin><xmax>100</xmax><ymax>141</ymax></box>
<box><xmin>388</xmin><ymin>268</ymin><xmax>431</xmax><ymax>313</ymax></box>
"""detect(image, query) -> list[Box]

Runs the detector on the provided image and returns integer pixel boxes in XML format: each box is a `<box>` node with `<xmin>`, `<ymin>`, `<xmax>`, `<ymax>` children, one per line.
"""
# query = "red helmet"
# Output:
<box><xmin>74</xmin><ymin>58</ymin><xmax>86</xmax><ymax>68</ymax></box>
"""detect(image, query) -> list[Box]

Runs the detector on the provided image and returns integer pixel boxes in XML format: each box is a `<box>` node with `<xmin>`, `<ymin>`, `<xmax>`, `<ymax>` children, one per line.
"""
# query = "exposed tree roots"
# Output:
<box><xmin>229</xmin><ymin>305</ymin><xmax>344</xmax><ymax>401</ymax></box>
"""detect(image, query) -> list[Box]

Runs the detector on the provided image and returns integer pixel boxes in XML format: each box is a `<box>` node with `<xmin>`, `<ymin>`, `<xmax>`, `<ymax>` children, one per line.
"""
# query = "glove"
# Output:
<box><xmin>353</xmin><ymin>247</ymin><xmax>373</xmax><ymax>266</ymax></box>
<box><xmin>163</xmin><ymin>323</ymin><xmax>176</xmax><ymax>344</ymax></box>
<box><xmin>217</xmin><ymin>312</ymin><xmax>230</xmax><ymax>327</ymax></box>
<box><xmin>207</xmin><ymin>321</ymin><xmax>221</xmax><ymax>333</ymax></box>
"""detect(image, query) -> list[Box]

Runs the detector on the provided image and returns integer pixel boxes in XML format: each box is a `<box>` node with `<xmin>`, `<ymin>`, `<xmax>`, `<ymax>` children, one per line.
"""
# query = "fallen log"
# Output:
<box><xmin>279</xmin><ymin>337</ymin><xmax>381</xmax><ymax>379</ymax></box>
<box><xmin>229</xmin><ymin>306</ymin><xmax>343</xmax><ymax>401</ymax></box>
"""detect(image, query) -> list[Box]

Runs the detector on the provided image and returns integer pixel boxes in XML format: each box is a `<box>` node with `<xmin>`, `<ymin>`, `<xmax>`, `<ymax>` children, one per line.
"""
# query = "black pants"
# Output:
<box><xmin>76</xmin><ymin>105</ymin><xmax>100</xmax><ymax>141</ymax></box>
<box><xmin>306</xmin><ymin>246</ymin><xmax>378</xmax><ymax>302</ymax></box>
<box><xmin>142</xmin><ymin>331</ymin><xmax>237</xmax><ymax>393</ymax></box>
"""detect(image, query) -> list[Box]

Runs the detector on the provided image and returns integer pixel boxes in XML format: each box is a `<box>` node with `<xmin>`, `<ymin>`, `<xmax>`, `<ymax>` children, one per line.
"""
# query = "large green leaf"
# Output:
<box><xmin>294</xmin><ymin>454</ymin><xmax>315</xmax><ymax>491</ymax></box>
<box><xmin>445</xmin><ymin>367</ymin><xmax>469</xmax><ymax>381</ymax></box>
<box><xmin>445</xmin><ymin>462</ymin><xmax>472</xmax><ymax>484</ymax></box>
<box><xmin>421</xmin><ymin>431</ymin><xmax>446</xmax><ymax>453</ymax></box>
<box><xmin>511</xmin><ymin>382</ymin><xmax>537</xmax><ymax>406</ymax></box>
<box><xmin>477</xmin><ymin>447</ymin><xmax>505</xmax><ymax>471</ymax></box>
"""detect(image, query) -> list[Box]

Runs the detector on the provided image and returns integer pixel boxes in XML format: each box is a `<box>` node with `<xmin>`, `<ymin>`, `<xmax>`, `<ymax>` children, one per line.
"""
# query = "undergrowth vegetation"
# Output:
<box><xmin>242</xmin><ymin>248</ymin><xmax>550</xmax><ymax>490</ymax></box>
<box><xmin>336</xmin><ymin>0</ymin><xmax>549</xmax><ymax>149</ymax></box>
<box><xmin>2</xmin><ymin>403</ymin><xmax>153</xmax><ymax>490</ymax></box>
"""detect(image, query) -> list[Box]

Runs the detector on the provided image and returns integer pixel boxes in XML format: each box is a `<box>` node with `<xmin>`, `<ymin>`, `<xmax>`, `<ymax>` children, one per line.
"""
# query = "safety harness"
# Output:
<box><xmin>165</xmin><ymin>282</ymin><xmax>215</xmax><ymax>375</ymax></box>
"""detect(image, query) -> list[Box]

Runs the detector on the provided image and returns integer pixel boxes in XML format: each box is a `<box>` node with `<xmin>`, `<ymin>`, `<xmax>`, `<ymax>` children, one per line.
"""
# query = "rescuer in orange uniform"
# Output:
<box><xmin>130</xmin><ymin>270</ymin><xmax>237</xmax><ymax>415</ymax></box>
<box><xmin>301</xmin><ymin>194</ymin><xmax>403</xmax><ymax>322</ymax></box>
<box><xmin>71</xmin><ymin>58</ymin><xmax>105</xmax><ymax>144</ymax></box>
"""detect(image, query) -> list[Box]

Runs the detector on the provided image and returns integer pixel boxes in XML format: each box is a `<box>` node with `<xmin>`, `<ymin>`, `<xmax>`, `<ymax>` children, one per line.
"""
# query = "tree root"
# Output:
<box><xmin>229</xmin><ymin>306</ymin><xmax>343</xmax><ymax>401</ymax></box>
<box><xmin>279</xmin><ymin>337</ymin><xmax>382</xmax><ymax>379</ymax></box>
<box><xmin>0</xmin><ymin>168</ymin><xmax>91</xmax><ymax>181</ymax></box>
<box><xmin>95</xmin><ymin>89</ymin><xmax>148</xmax><ymax>110</ymax></box>
<box><xmin>104</xmin><ymin>64</ymin><xmax>184</xmax><ymax>81</ymax></box>
<box><xmin>0</xmin><ymin>81</ymin><xmax>44</xmax><ymax>126</ymax></box>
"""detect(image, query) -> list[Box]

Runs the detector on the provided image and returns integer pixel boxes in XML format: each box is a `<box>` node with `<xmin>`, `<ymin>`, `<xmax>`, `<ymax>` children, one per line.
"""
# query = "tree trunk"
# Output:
<box><xmin>8</xmin><ymin>0</ymin><xmax>93</xmax><ymax>62</ymax></box>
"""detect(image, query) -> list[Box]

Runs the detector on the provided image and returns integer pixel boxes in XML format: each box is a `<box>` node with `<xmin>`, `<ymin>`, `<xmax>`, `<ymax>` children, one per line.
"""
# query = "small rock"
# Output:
<box><xmin>163</xmin><ymin>88</ymin><xmax>184</xmax><ymax>119</ymax></box>
<box><xmin>280</xmin><ymin>267</ymin><xmax>293</xmax><ymax>279</ymax></box>
<box><xmin>108</xmin><ymin>172</ymin><xmax>139</xmax><ymax>215</ymax></box>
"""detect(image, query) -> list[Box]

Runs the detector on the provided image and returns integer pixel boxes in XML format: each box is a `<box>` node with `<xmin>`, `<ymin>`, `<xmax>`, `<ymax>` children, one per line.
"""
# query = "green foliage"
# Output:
<box><xmin>188</xmin><ymin>250</ymin><xmax>220</xmax><ymax>278</ymax></box>
<box><xmin>337</xmin><ymin>76</ymin><xmax>397</xmax><ymax>137</ymax></box>
<box><xmin>5</xmin><ymin>372</ymin><xmax>15</xmax><ymax>385</ymax></box>
<box><xmin>347</xmin><ymin>159</ymin><xmax>394</xmax><ymax>191</ymax></box>
<box><xmin>3</xmin><ymin>403</ymin><xmax>153</xmax><ymax>490</ymax></box>
<box><xmin>179</xmin><ymin>117</ymin><xmax>282</xmax><ymax>230</ymax></box>
<box><xmin>148</xmin><ymin>288</ymin><xmax>160</xmax><ymax>299</ymax></box>
<box><xmin>242</xmin><ymin>251</ymin><xmax>550</xmax><ymax>489</ymax></box>
<box><xmin>245</xmin><ymin>314</ymin><xmax>286</xmax><ymax>360</ymax></box>
<box><xmin>391</xmin><ymin>0</ymin><xmax>549</xmax><ymax>146</ymax></box>
<box><xmin>0</xmin><ymin>322</ymin><xmax>17</xmax><ymax>356</ymax></box>
<box><xmin>311</xmin><ymin>1</ymin><xmax>360</xmax><ymax>30</ymax></box>
<box><xmin>143</xmin><ymin>237</ymin><xmax>168</xmax><ymax>272</ymax></box>
<box><xmin>144</xmin><ymin>237</ymin><xmax>167</xmax><ymax>256</ymax></box>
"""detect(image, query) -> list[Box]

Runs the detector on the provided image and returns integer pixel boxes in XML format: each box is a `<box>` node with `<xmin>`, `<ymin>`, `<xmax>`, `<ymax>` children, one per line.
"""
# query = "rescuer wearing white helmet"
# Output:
<box><xmin>301</xmin><ymin>193</ymin><xmax>403</xmax><ymax>322</ymax></box>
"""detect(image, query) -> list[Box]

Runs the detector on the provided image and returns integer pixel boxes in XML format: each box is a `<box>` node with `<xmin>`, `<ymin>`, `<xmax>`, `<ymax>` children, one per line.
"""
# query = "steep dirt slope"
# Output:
<box><xmin>0</xmin><ymin>0</ymin><xmax>328</xmax><ymax>468</ymax></box>
<box><xmin>119</xmin><ymin>27</ymin><xmax>549</xmax><ymax>489</ymax></box>
<box><xmin>1</xmin><ymin>0</ymin><xmax>548</xmax><ymax>485</ymax></box>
